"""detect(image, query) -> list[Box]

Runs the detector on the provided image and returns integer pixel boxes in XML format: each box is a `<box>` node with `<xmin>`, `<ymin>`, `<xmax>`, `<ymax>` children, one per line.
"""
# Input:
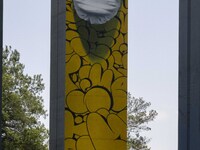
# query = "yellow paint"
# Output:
<box><xmin>65</xmin><ymin>0</ymin><xmax>127</xmax><ymax>149</ymax></box>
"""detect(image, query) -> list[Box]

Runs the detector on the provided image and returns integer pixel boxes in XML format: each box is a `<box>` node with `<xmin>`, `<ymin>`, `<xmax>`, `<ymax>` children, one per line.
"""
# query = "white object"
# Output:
<box><xmin>73</xmin><ymin>0</ymin><xmax>121</xmax><ymax>24</ymax></box>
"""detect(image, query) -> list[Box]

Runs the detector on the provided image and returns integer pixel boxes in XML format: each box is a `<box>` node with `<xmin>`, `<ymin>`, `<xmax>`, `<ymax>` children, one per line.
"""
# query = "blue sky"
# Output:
<box><xmin>3</xmin><ymin>0</ymin><xmax>179</xmax><ymax>149</ymax></box>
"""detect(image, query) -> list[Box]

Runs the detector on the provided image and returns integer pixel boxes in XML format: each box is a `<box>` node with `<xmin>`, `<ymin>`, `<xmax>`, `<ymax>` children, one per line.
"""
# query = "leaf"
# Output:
<box><xmin>2</xmin><ymin>46</ymin><xmax>48</xmax><ymax>150</ymax></box>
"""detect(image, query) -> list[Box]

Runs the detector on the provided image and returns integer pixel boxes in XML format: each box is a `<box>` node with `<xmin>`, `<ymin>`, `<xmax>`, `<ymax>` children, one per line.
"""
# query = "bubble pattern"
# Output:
<box><xmin>65</xmin><ymin>0</ymin><xmax>127</xmax><ymax>149</ymax></box>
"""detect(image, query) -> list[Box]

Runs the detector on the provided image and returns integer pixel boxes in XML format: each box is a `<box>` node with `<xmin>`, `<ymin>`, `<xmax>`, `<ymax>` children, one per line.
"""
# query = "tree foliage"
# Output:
<box><xmin>2</xmin><ymin>46</ymin><xmax>48</xmax><ymax>150</ymax></box>
<box><xmin>127</xmin><ymin>93</ymin><xmax>158</xmax><ymax>150</ymax></box>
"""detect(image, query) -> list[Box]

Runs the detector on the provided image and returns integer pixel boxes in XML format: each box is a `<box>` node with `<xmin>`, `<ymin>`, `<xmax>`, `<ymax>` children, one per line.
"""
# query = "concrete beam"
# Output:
<box><xmin>0</xmin><ymin>0</ymin><xmax>3</xmax><ymax>149</ymax></box>
<box><xmin>179</xmin><ymin>0</ymin><xmax>200</xmax><ymax>149</ymax></box>
<box><xmin>50</xmin><ymin>0</ymin><xmax>66</xmax><ymax>149</ymax></box>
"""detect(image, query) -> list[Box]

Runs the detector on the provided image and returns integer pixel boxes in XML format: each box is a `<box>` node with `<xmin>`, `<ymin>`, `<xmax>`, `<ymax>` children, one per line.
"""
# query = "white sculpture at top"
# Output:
<box><xmin>73</xmin><ymin>0</ymin><xmax>121</xmax><ymax>24</ymax></box>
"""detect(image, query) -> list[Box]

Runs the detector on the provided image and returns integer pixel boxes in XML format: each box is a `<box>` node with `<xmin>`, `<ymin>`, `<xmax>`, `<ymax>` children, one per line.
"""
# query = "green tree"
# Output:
<box><xmin>127</xmin><ymin>93</ymin><xmax>158</xmax><ymax>150</ymax></box>
<box><xmin>2</xmin><ymin>46</ymin><xmax>48</xmax><ymax>150</ymax></box>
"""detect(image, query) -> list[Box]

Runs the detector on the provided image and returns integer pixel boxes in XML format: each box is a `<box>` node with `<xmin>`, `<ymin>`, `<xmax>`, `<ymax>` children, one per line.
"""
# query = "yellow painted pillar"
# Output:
<box><xmin>65</xmin><ymin>0</ymin><xmax>127</xmax><ymax>149</ymax></box>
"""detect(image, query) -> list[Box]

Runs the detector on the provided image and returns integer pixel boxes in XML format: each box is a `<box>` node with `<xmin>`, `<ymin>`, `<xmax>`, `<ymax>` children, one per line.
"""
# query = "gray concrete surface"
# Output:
<box><xmin>50</xmin><ymin>0</ymin><xmax>66</xmax><ymax>149</ymax></box>
<box><xmin>179</xmin><ymin>0</ymin><xmax>200</xmax><ymax>149</ymax></box>
<box><xmin>0</xmin><ymin>0</ymin><xmax>3</xmax><ymax>149</ymax></box>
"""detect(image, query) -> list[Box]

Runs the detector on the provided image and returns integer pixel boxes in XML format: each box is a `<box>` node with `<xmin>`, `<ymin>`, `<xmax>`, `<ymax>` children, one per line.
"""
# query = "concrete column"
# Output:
<box><xmin>0</xmin><ymin>0</ymin><xmax>3</xmax><ymax>149</ymax></box>
<box><xmin>50</xmin><ymin>0</ymin><xmax>66</xmax><ymax>149</ymax></box>
<box><xmin>179</xmin><ymin>0</ymin><xmax>200</xmax><ymax>149</ymax></box>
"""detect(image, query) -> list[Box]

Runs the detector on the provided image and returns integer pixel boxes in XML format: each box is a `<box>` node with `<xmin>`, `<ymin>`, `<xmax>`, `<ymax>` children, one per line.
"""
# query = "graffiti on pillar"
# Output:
<box><xmin>65</xmin><ymin>0</ymin><xmax>127</xmax><ymax>149</ymax></box>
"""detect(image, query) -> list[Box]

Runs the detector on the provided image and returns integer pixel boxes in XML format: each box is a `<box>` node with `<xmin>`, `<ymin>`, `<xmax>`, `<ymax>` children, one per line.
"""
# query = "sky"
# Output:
<box><xmin>3</xmin><ymin>0</ymin><xmax>179</xmax><ymax>150</ymax></box>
